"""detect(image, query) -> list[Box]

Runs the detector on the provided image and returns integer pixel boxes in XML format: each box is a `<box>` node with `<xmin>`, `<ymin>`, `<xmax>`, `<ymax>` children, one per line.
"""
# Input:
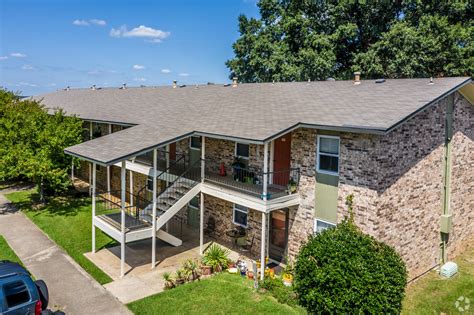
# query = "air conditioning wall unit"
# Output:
<box><xmin>440</xmin><ymin>261</ymin><xmax>458</xmax><ymax>278</ymax></box>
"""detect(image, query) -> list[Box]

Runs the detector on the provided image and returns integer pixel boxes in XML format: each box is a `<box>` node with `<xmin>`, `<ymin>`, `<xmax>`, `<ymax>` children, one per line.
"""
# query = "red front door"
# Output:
<box><xmin>273</xmin><ymin>134</ymin><xmax>291</xmax><ymax>186</ymax></box>
<box><xmin>169</xmin><ymin>143</ymin><xmax>176</xmax><ymax>162</ymax></box>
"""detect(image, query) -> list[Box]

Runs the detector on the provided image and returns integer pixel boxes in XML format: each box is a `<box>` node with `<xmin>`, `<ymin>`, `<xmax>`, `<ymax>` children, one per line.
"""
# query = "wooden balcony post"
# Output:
<box><xmin>120</xmin><ymin>160</ymin><xmax>126</xmax><ymax>278</ymax></box>
<box><xmin>106</xmin><ymin>166</ymin><xmax>110</xmax><ymax>192</ymax></box>
<box><xmin>151</xmin><ymin>148</ymin><xmax>157</xmax><ymax>269</ymax></box>
<box><xmin>129</xmin><ymin>170</ymin><xmax>133</xmax><ymax>207</ymax></box>
<box><xmin>92</xmin><ymin>162</ymin><xmax>96</xmax><ymax>253</ymax></box>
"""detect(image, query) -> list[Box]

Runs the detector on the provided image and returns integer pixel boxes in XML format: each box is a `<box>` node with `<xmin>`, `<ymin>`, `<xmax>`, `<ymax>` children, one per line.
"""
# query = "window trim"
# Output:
<box><xmin>316</xmin><ymin>135</ymin><xmax>340</xmax><ymax>176</ymax></box>
<box><xmin>232</xmin><ymin>203</ymin><xmax>248</xmax><ymax>228</ymax></box>
<box><xmin>314</xmin><ymin>219</ymin><xmax>336</xmax><ymax>234</ymax></box>
<box><xmin>190</xmin><ymin>136</ymin><xmax>201</xmax><ymax>150</ymax></box>
<box><xmin>234</xmin><ymin>142</ymin><xmax>250</xmax><ymax>160</ymax></box>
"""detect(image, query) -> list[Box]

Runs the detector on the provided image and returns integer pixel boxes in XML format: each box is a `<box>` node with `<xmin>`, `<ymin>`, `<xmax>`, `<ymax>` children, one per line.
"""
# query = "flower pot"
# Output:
<box><xmin>247</xmin><ymin>271</ymin><xmax>254</xmax><ymax>279</ymax></box>
<box><xmin>283</xmin><ymin>278</ymin><xmax>293</xmax><ymax>287</ymax></box>
<box><xmin>201</xmin><ymin>265</ymin><xmax>212</xmax><ymax>276</ymax></box>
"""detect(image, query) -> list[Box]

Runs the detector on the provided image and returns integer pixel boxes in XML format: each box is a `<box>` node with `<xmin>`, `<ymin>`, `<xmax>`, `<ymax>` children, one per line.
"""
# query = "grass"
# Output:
<box><xmin>127</xmin><ymin>273</ymin><xmax>305</xmax><ymax>315</ymax></box>
<box><xmin>402</xmin><ymin>243</ymin><xmax>474</xmax><ymax>314</ymax></box>
<box><xmin>0</xmin><ymin>235</ymin><xmax>23</xmax><ymax>265</ymax></box>
<box><xmin>5</xmin><ymin>188</ymin><xmax>117</xmax><ymax>285</ymax></box>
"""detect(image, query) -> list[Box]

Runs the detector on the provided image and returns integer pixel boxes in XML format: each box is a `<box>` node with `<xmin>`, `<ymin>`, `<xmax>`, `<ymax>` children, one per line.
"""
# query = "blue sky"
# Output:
<box><xmin>0</xmin><ymin>0</ymin><xmax>259</xmax><ymax>95</ymax></box>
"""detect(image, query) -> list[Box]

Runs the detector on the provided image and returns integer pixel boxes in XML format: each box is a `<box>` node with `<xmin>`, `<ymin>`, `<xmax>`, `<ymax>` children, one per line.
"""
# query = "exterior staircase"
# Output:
<box><xmin>136</xmin><ymin>158</ymin><xmax>201</xmax><ymax>246</ymax></box>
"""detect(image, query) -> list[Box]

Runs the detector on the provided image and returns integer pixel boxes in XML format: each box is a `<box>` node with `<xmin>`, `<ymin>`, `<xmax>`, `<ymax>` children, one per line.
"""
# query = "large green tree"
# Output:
<box><xmin>227</xmin><ymin>0</ymin><xmax>473</xmax><ymax>81</ymax></box>
<box><xmin>0</xmin><ymin>89</ymin><xmax>82</xmax><ymax>200</ymax></box>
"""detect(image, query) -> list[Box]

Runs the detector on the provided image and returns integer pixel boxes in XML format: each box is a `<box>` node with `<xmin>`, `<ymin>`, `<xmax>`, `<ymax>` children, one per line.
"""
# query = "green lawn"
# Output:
<box><xmin>5</xmin><ymin>189</ymin><xmax>116</xmax><ymax>285</ymax></box>
<box><xmin>0</xmin><ymin>235</ymin><xmax>23</xmax><ymax>265</ymax></box>
<box><xmin>127</xmin><ymin>272</ymin><xmax>305</xmax><ymax>315</ymax></box>
<box><xmin>402</xmin><ymin>244</ymin><xmax>474</xmax><ymax>314</ymax></box>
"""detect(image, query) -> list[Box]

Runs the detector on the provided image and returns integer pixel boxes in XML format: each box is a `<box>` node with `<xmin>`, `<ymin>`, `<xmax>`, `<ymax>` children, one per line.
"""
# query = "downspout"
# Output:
<box><xmin>440</xmin><ymin>94</ymin><xmax>454</xmax><ymax>265</ymax></box>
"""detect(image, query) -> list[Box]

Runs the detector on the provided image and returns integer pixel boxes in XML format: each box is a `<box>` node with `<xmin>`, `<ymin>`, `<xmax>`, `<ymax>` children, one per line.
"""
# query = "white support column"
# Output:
<box><xmin>129</xmin><ymin>170</ymin><xmax>133</xmax><ymax>207</ymax></box>
<box><xmin>71</xmin><ymin>159</ymin><xmax>75</xmax><ymax>182</ymax></box>
<box><xmin>166</xmin><ymin>144</ymin><xmax>170</xmax><ymax>187</ymax></box>
<box><xmin>88</xmin><ymin>122</ymin><xmax>93</xmax><ymax>196</ymax></box>
<box><xmin>151</xmin><ymin>149</ymin><xmax>157</xmax><ymax>269</ymax></box>
<box><xmin>199</xmin><ymin>192</ymin><xmax>204</xmax><ymax>255</ymax></box>
<box><xmin>108</xmin><ymin>123</ymin><xmax>112</xmax><ymax>135</ymax></box>
<box><xmin>263</xmin><ymin>142</ymin><xmax>269</xmax><ymax>200</ymax></box>
<box><xmin>92</xmin><ymin>163</ymin><xmax>96</xmax><ymax>253</ymax></box>
<box><xmin>260</xmin><ymin>212</ymin><xmax>266</xmax><ymax>280</ymax></box>
<box><xmin>106</xmin><ymin>166</ymin><xmax>111</xmax><ymax>192</ymax></box>
<box><xmin>201</xmin><ymin>136</ymin><xmax>206</xmax><ymax>181</ymax></box>
<box><xmin>120</xmin><ymin>160</ymin><xmax>126</xmax><ymax>278</ymax></box>
<box><xmin>269</xmin><ymin>141</ymin><xmax>274</xmax><ymax>184</ymax></box>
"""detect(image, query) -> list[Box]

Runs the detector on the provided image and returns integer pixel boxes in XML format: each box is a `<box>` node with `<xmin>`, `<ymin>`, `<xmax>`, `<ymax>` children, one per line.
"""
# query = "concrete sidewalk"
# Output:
<box><xmin>0</xmin><ymin>190</ymin><xmax>131</xmax><ymax>315</ymax></box>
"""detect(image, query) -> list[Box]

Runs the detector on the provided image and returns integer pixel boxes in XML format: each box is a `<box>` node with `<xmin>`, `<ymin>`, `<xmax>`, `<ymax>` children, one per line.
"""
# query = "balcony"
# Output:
<box><xmin>204</xmin><ymin>164</ymin><xmax>300</xmax><ymax>200</ymax></box>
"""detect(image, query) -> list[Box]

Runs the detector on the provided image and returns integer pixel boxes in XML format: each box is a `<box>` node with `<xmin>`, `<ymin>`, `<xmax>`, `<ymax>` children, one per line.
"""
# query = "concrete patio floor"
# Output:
<box><xmin>84</xmin><ymin>226</ymin><xmax>256</xmax><ymax>303</ymax></box>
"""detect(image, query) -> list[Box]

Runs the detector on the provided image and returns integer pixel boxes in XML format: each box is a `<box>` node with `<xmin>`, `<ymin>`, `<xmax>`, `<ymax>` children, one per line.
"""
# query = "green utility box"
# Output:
<box><xmin>440</xmin><ymin>214</ymin><xmax>453</xmax><ymax>233</ymax></box>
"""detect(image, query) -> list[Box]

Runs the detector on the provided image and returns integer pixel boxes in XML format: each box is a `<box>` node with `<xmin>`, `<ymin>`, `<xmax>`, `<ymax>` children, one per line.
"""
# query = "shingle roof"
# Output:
<box><xmin>33</xmin><ymin>77</ymin><xmax>471</xmax><ymax>165</ymax></box>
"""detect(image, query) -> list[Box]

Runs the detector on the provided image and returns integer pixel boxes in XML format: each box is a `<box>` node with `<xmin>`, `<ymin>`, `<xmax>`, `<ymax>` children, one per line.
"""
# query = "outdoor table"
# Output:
<box><xmin>225</xmin><ymin>230</ymin><xmax>246</xmax><ymax>249</ymax></box>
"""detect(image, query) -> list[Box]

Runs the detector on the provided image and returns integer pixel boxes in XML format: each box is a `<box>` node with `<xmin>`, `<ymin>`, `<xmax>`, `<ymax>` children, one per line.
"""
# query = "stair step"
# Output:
<box><xmin>157</xmin><ymin>203</ymin><xmax>170</xmax><ymax>212</ymax></box>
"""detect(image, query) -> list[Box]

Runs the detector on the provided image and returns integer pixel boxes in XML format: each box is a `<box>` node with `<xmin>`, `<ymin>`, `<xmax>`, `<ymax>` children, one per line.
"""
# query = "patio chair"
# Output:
<box><xmin>240</xmin><ymin>235</ymin><xmax>255</xmax><ymax>254</ymax></box>
<box><xmin>204</xmin><ymin>216</ymin><xmax>217</xmax><ymax>239</ymax></box>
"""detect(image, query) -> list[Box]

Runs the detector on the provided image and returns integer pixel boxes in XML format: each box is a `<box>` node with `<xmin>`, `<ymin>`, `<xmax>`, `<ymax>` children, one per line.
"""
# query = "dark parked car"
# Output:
<box><xmin>0</xmin><ymin>260</ymin><xmax>48</xmax><ymax>315</ymax></box>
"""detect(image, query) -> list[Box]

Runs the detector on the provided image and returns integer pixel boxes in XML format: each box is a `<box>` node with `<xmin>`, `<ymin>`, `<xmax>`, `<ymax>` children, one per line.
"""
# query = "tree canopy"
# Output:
<box><xmin>226</xmin><ymin>0</ymin><xmax>473</xmax><ymax>82</ymax></box>
<box><xmin>0</xmin><ymin>89</ymin><xmax>82</xmax><ymax>200</ymax></box>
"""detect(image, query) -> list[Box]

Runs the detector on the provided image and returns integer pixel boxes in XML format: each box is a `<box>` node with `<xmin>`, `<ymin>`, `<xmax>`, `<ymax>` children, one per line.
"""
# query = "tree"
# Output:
<box><xmin>354</xmin><ymin>16</ymin><xmax>473</xmax><ymax>78</ymax></box>
<box><xmin>227</xmin><ymin>0</ymin><xmax>472</xmax><ymax>82</ymax></box>
<box><xmin>294</xmin><ymin>219</ymin><xmax>407</xmax><ymax>313</ymax></box>
<box><xmin>0</xmin><ymin>89</ymin><xmax>82</xmax><ymax>200</ymax></box>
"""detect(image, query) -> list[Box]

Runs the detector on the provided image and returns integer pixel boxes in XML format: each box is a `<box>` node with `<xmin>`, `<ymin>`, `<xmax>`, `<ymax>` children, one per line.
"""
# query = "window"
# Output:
<box><xmin>233</xmin><ymin>204</ymin><xmax>248</xmax><ymax>227</ymax></box>
<box><xmin>4</xmin><ymin>281</ymin><xmax>30</xmax><ymax>308</ymax></box>
<box><xmin>190</xmin><ymin>136</ymin><xmax>201</xmax><ymax>150</ymax></box>
<box><xmin>317</xmin><ymin>135</ymin><xmax>340</xmax><ymax>175</ymax></box>
<box><xmin>314</xmin><ymin>219</ymin><xmax>336</xmax><ymax>234</ymax></box>
<box><xmin>146</xmin><ymin>175</ymin><xmax>154</xmax><ymax>191</ymax></box>
<box><xmin>189</xmin><ymin>196</ymin><xmax>199</xmax><ymax>209</ymax></box>
<box><xmin>235</xmin><ymin>143</ymin><xmax>250</xmax><ymax>159</ymax></box>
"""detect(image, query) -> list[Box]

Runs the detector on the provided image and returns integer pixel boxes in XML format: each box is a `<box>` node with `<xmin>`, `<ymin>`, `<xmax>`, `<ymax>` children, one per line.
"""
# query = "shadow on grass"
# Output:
<box><xmin>19</xmin><ymin>192</ymin><xmax>91</xmax><ymax>218</ymax></box>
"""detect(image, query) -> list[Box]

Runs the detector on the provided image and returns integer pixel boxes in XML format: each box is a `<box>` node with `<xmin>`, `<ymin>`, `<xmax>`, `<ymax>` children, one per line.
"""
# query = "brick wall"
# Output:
<box><xmin>447</xmin><ymin>93</ymin><xmax>474</xmax><ymax>258</ymax></box>
<box><xmin>203</xmin><ymin>194</ymin><xmax>264</xmax><ymax>254</ymax></box>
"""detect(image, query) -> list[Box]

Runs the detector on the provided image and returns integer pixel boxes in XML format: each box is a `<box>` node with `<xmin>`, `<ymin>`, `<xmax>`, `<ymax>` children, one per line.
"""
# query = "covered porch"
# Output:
<box><xmin>84</xmin><ymin>224</ymin><xmax>262</xmax><ymax>303</ymax></box>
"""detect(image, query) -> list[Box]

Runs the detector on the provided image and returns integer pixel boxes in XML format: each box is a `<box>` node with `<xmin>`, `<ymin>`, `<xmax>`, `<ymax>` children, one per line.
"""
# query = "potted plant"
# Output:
<box><xmin>162</xmin><ymin>272</ymin><xmax>175</xmax><ymax>290</ymax></box>
<box><xmin>202</xmin><ymin>243</ymin><xmax>230</xmax><ymax>273</ymax></box>
<box><xmin>247</xmin><ymin>270</ymin><xmax>254</xmax><ymax>279</ymax></box>
<box><xmin>201</xmin><ymin>263</ymin><xmax>212</xmax><ymax>276</ymax></box>
<box><xmin>282</xmin><ymin>256</ymin><xmax>294</xmax><ymax>286</ymax></box>
<box><xmin>174</xmin><ymin>269</ymin><xmax>186</xmax><ymax>286</ymax></box>
<box><xmin>183</xmin><ymin>258</ymin><xmax>201</xmax><ymax>281</ymax></box>
<box><xmin>282</xmin><ymin>273</ymin><xmax>293</xmax><ymax>287</ymax></box>
<box><xmin>287</xmin><ymin>178</ymin><xmax>297</xmax><ymax>194</ymax></box>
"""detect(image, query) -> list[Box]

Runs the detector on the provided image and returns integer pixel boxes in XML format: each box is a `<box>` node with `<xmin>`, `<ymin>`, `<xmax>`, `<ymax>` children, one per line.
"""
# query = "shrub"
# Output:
<box><xmin>260</xmin><ymin>277</ymin><xmax>298</xmax><ymax>307</ymax></box>
<box><xmin>202</xmin><ymin>244</ymin><xmax>230</xmax><ymax>272</ymax></box>
<box><xmin>295</xmin><ymin>219</ymin><xmax>407</xmax><ymax>314</ymax></box>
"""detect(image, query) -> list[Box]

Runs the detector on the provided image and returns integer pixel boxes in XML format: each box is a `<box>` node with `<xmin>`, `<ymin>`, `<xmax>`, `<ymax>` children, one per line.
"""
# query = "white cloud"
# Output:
<box><xmin>10</xmin><ymin>52</ymin><xmax>26</xmax><ymax>58</ymax></box>
<box><xmin>0</xmin><ymin>56</ymin><xmax>8</xmax><ymax>60</ymax></box>
<box><xmin>90</xmin><ymin>19</ymin><xmax>106</xmax><ymax>26</ymax></box>
<box><xmin>133</xmin><ymin>77</ymin><xmax>147</xmax><ymax>82</ymax></box>
<box><xmin>161</xmin><ymin>69</ymin><xmax>171</xmax><ymax>74</ymax></box>
<box><xmin>73</xmin><ymin>19</ymin><xmax>89</xmax><ymax>26</ymax></box>
<box><xmin>21</xmin><ymin>64</ymin><xmax>35</xmax><ymax>70</ymax></box>
<box><xmin>46</xmin><ymin>83</ymin><xmax>57</xmax><ymax>87</ymax></box>
<box><xmin>110</xmin><ymin>25</ymin><xmax>170</xmax><ymax>42</ymax></box>
<box><xmin>133</xmin><ymin>64</ymin><xmax>145</xmax><ymax>70</ymax></box>
<box><xmin>73</xmin><ymin>19</ymin><xmax>106</xmax><ymax>26</ymax></box>
<box><xmin>19</xmin><ymin>82</ymin><xmax>37</xmax><ymax>87</ymax></box>
<box><xmin>87</xmin><ymin>70</ymin><xmax>100</xmax><ymax>75</ymax></box>
<box><xmin>178</xmin><ymin>73</ymin><xmax>189</xmax><ymax>77</ymax></box>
